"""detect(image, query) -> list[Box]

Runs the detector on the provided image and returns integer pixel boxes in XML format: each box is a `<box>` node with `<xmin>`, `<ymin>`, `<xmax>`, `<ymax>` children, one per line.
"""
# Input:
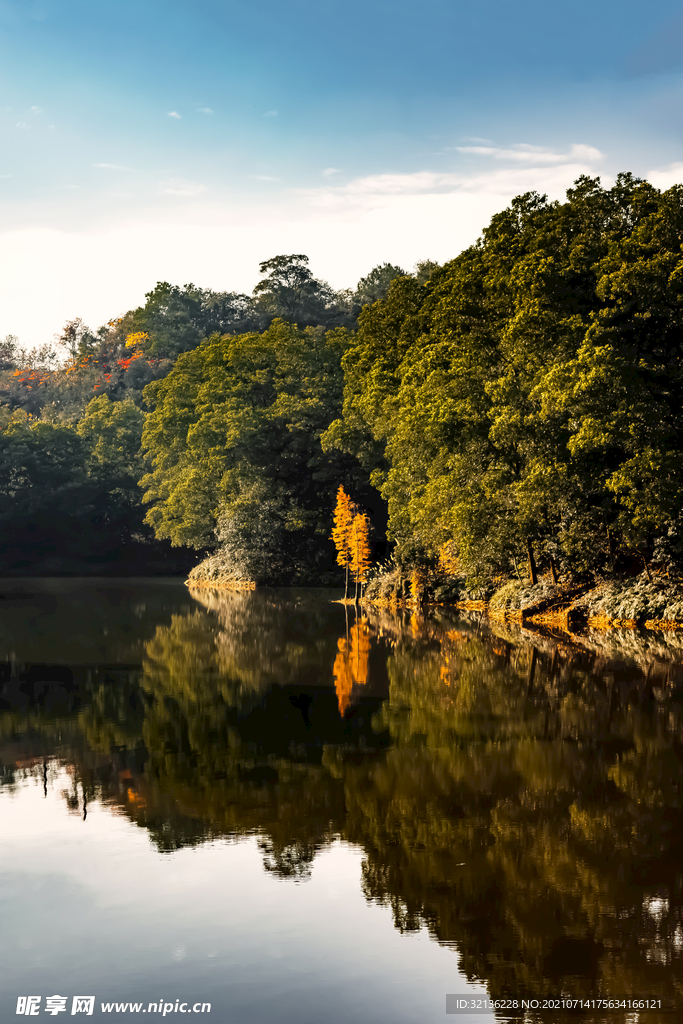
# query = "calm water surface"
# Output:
<box><xmin>1</xmin><ymin>579</ymin><xmax>683</xmax><ymax>1023</ymax></box>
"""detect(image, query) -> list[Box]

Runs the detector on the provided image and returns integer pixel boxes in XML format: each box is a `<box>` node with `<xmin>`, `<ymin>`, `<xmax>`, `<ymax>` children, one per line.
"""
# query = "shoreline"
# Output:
<box><xmin>184</xmin><ymin>573</ymin><xmax>683</xmax><ymax>634</ymax></box>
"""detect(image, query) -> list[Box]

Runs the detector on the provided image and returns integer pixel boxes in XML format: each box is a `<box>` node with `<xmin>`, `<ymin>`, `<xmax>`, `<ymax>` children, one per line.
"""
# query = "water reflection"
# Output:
<box><xmin>2</xmin><ymin>584</ymin><xmax>683</xmax><ymax>1019</ymax></box>
<box><xmin>333</xmin><ymin>617</ymin><xmax>372</xmax><ymax>715</ymax></box>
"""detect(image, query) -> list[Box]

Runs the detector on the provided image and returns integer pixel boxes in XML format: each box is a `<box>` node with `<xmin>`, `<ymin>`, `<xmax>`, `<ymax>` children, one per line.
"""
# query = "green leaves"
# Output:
<box><xmin>331</xmin><ymin>175</ymin><xmax>683</xmax><ymax>581</ymax></box>
<box><xmin>140</xmin><ymin>320</ymin><xmax>352</xmax><ymax>572</ymax></box>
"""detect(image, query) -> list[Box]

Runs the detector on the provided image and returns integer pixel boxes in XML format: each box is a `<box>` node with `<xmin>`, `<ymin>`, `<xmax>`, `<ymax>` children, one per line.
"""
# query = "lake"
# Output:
<box><xmin>1</xmin><ymin>579</ymin><xmax>682</xmax><ymax>1022</ymax></box>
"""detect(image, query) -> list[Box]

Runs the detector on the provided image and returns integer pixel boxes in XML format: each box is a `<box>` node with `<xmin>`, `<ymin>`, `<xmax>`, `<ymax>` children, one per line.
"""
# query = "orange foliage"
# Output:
<box><xmin>438</xmin><ymin>540</ymin><xmax>460</xmax><ymax>577</ymax></box>
<box><xmin>333</xmin><ymin>619</ymin><xmax>371</xmax><ymax>715</ymax></box>
<box><xmin>116</xmin><ymin>351</ymin><xmax>144</xmax><ymax>371</ymax></box>
<box><xmin>331</xmin><ymin>486</ymin><xmax>356</xmax><ymax>568</ymax></box>
<box><xmin>349</xmin><ymin>512</ymin><xmax>372</xmax><ymax>598</ymax></box>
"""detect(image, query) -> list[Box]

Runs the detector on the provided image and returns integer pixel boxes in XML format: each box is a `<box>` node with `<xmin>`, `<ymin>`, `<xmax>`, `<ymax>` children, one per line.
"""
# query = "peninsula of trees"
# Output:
<box><xmin>2</xmin><ymin>173</ymin><xmax>683</xmax><ymax>606</ymax></box>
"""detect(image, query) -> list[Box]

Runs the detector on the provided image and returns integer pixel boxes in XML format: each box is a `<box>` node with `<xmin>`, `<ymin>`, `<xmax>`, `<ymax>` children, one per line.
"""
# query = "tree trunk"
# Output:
<box><xmin>549</xmin><ymin>555</ymin><xmax>558</xmax><ymax>584</ymax></box>
<box><xmin>344</xmin><ymin>564</ymin><xmax>349</xmax><ymax>602</ymax></box>
<box><xmin>526</xmin><ymin>537</ymin><xmax>538</xmax><ymax>585</ymax></box>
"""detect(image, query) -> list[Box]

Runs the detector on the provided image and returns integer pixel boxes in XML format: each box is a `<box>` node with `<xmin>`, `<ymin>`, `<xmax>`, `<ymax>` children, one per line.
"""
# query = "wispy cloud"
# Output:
<box><xmin>197</xmin><ymin>107</ymin><xmax>213</xmax><ymax>114</ymax></box>
<box><xmin>323</xmin><ymin>167</ymin><xmax>341</xmax><ymax>177</ymax></box>
<box><xmin>0</xmin><ymin>174</ymin><xmax>11</xmax><ymax>179</ymax></box>
<box><xmin>93</xmin><ymin>163</ymin><xmax>132</xmax><ymax>171</ymax></box>
<box><xmin>29</xmin><ymin>106</ymin><xmax>43</xmax><ymax>114</ymax></box>
<box><xmin>297</xmin><ymin>144</ymin><xmax>606</xmax><ymax>212</ymax></box>
<box><xmin>254</xmin><ymin>175</ymin><xmax>280</xmax><ymax>182</ymax></box>
<box><xmin>167</xmin><ymin>111</ymin><xmax>182</xmax><ymax>119</ymax></box>
<box><xmin>263</xmin><ymin>109</ymin><xmax>277</xmax><ymax>118</ymax></box>
<box><xmin>160</xmin><ymin>178</ymin><xmax>206</xmax><ymax>196</ymax></box>
<box><xmin>15</xmin><ymin>122</ymin><xmax>29</xmax><ymax>130</ymax></box>
<box><xmin>455</xmin><ymin>142</ymin><xmax>603</xmax><ymax>163</ymax></box>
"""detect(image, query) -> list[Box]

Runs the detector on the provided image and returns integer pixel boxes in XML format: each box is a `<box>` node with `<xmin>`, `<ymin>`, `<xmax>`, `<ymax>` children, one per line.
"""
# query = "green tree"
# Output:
<box><xmin>0</xmin><ymin>419</ymin><xmax>94</xmax><ymax>567</ymax></box>
<box><xmin>252</xmin><ymin>254</ymin><xmax>352</xmax><ymax>328</ymax></box>
<box><xmin>140</xmin><ymin>319</ymin><xmax>365</xmax><ymax>579</ymax></box>
<box><xmin>128</xmin><ymin>282</ymin><xmax>265</xmax><ymax>359</ymax></box>
<box><xmin>353</xmin><ymin>263</ymin><xmax>406</xmax><ymax>307</ymax></box>
<box><xmin>76</xmin><ymin>395</ymin><xmax>148</xmax><ymax>543</ymax></box>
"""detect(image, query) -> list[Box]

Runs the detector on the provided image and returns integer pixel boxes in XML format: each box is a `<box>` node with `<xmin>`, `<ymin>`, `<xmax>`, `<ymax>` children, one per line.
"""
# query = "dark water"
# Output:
<box><xmin>1</xmin><ymin>580</ymin><xmax>683</xmax><ymax>1023</ymax></box>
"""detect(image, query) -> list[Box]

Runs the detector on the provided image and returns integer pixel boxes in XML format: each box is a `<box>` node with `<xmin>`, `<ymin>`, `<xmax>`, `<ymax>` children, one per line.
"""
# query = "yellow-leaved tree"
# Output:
<box><xmin>331</xmin><ymin>485</ymin><xmax>357</xmax><ymax>600</ymax></box>
<box><xmin>349</xmin><ymin>512</ymin><xmax>372</xmax><ymax>603</ymax></box>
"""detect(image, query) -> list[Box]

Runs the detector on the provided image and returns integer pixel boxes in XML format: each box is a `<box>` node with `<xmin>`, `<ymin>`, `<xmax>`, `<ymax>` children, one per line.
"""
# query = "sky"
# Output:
<box><xmin>2</xmin><ymin>0</ymin><xmax>683</xmax><ymax>345</ymax></box>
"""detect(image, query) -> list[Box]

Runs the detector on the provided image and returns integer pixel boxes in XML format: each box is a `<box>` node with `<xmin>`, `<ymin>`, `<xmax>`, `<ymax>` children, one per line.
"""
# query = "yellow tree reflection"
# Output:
<box><xmin>333</xmin><ymin>617</ymin><xmax>372</xmax><ymax>715</ymax></box>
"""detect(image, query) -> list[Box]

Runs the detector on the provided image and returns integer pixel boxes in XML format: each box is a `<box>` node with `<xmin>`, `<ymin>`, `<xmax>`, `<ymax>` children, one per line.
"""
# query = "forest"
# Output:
<box><xmin>2</xmin><ymin>172</ymin><xmax>683</xmax><ymax>597</ymax></box>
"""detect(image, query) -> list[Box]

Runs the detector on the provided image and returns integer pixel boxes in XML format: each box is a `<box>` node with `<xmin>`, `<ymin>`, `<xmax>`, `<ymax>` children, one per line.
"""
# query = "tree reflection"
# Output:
<box><xmin>333</xmin><ymin>616</ymin><xmax>372</xmax><ymax>715</ymax></box>
<box><xmin>2</xmin><ymin>592</ymin><xmax>683</xmax><ymax>1015</ymax></box>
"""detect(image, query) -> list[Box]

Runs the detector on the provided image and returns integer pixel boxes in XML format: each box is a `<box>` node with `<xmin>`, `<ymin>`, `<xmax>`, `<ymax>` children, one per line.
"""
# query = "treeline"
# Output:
<box><xmin>0</xmin><ymin>256</ymin><xmax>408</xmax><ymax>574</ymax></box>
<box><xmin>3</xmin><ymin>174</ymin><xmax>683</xmax><ymax>586</ymax></box>
<box><xmin>327</xmin><ymin>172</ymin><xmax>683</xmax><ymax>592</ymax></box>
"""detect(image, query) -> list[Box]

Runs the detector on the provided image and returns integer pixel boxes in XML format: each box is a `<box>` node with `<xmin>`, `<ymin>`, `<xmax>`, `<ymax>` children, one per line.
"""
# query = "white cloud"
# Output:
<box><xmin>296</xmin><ymin>145</ymin><xmax>606</xmax><ymax>214</ymax></box>
<box><xmin>197</xmin><ymin>107</ymin><xmax>213</xmax><ymax>114</ymax></box>
<box><xmin>160</xmin><ymin>178</ymin><xmax>206</xmax><ymax>196</ymax></box>
<box><xmin>0</xmin><ymin>141</ymin><xmax>611</xmax><ymax>347</ymax></box>
<box><xmin>167</xmin><ymin>111</ymin><xmax>182</xmax><ymax>119</ymax></box>
<box><xmin>254</xmin><ymin>175</ymin><xmax>280</xmax><ymax>182</ymax></box>
<box><xmin>15</xmin><ymin>122</ymin><xmax>28</xmax><ymax>130</ymax></box>
<box><xmin>29</xmin><ymin>106</ymin><xmax>43</xmax><ymax>114</ymax></box>
<box><xmin>0</xmin><ymin>203</ymin><xmax>500</xmax><ymax>345</ymax></box>
<box><xmin>455</xmin><ymin>142</ymin><xmax>603</xmax><ymax>163</ymax></box>
<box><xmin>323</xmin><ymin>168</ymin><xmax>341</xmax><ymax>177</ymax></box>
<box><xmin>0</xmin><ymin>174</ymin><xmax>11</xmax><ymax>179</ymax></box>
<box><xmin>93</xmin><ymin>163</ymin><xmax>131</xmax><ymax>171</ymax></box>
<box><xmin>263</xmin><ymin>109</ymin><xmax>277</xmax><ymax>118</ymax></box>
<box><xmin>646</xmin><ymin>161</ymin><xmax>683</xmax><ymax>189</ymax></box>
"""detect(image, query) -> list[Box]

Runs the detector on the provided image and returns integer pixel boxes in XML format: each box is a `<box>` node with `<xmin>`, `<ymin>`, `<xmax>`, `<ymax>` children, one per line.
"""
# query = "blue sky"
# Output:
<box><xmin>2</xmin><ymin>0</ymin><xmax>683</xmax><ymax>344</ymax></box>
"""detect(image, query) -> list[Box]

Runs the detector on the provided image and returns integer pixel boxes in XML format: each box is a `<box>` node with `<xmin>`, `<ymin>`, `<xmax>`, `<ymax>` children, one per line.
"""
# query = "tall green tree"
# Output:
<box><xmin>353</xmin><ymin>263</ymin><xmax>406</xmax><ymax>307</ymax></box>
<box><xmin>140</xmin><ymin>319</ymin><xmax>367</xmax><ymax>580</ymax></box>
<box><xmin>252</xmin><ymin>254</ymin><xmax>353</xmax><ymax>328</ymax></box>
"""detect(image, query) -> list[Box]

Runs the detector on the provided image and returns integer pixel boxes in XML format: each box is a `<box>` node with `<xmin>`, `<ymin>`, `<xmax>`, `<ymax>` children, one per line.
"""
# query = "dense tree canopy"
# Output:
<box><xmin>325</xmin><ymin>174</ymin><xmax>683</xmax><ymax>582</ymax></box>
<box><xmin>0</xmin><ymin>254</ymin><xmax>396</xmax><ymax>573</ymax></box>
<box><xmin>140</xmin><ymin>319</ymin><xmax>369</xmax><ymax>581</ymax></box>
<box><xmin>129</xmin><ymin>282</ymin><xmax>268</xmax><ymax>359</ymax></box>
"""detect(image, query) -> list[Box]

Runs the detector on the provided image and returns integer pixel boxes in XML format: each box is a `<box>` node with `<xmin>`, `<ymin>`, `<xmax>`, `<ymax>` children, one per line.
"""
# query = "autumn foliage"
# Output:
<box><xmin>331</xmin><ymin>485</ymin><xmax>357</xmax><ymax>600</ymax></box>
<box><xmin>349</xmin><ymin>513</ymin><xmax>372</xmax><ymax>601</ymax></box>
<box><xmin>332</xmin><ymin>619</ymin><xmax>371</xmax><ymax>715</ymax></box>
<box><xmin>331</xmin><ymin>486</ymin><xmax>373</xmax><ymax>601</ymax></box>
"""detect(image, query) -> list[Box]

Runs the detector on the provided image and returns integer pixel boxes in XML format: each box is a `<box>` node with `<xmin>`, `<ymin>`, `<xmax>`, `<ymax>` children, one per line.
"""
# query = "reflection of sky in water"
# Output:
<box><xmin>0</xmin><ymin>767</ymin><xmax>484</xmax><ymax>1024</ymax></box>
<box><xmin>3</xmin><ymin>582</ymin><xmax>683</xmax><ymax>1023</ymax></box>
